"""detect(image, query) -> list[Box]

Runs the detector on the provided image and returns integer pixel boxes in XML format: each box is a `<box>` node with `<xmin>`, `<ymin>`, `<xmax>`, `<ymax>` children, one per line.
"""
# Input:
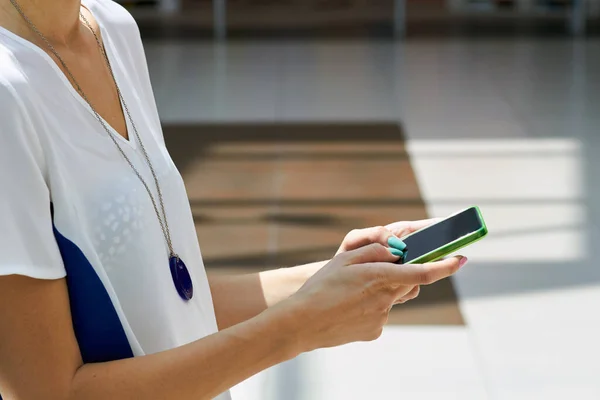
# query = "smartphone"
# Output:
<box><xmin>399</xmin><ymin>206</ymin><xmax>488</xmax><ymax>264</ymax></box>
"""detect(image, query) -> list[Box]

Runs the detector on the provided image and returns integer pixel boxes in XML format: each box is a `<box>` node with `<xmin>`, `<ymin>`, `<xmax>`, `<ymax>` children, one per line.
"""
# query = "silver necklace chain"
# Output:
<box><xmin>9</xmin><ymin>0</ymin><xmax>176</xmax><ymax>258</ymax></box>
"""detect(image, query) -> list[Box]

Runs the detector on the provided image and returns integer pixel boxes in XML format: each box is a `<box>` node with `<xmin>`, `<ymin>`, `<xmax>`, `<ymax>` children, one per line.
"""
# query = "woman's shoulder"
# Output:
<box><xmin>0</xmin><ymin>79</ymin><xmax>46</xmax><ymax>173</ymax></box>
<box><xmin>0</xmin><ymin>74</ymin><xmax>27</xmax><ymax>125</ymax></box>
<box><xmin>85</xmin><ymin>0</ymin><xmax>141</xmax><ymax>35</ymax></box>
<box><xmin>0</xmin><ymin>65</ymin><xmax>26</xmax><ymax>118</ymax></box>
<box><xmin>0</xmin><ymin>65</ymin><xmax>44</xmax><ymax>149</ymax></box>
<box><xmin>0</xmin><ymin>42</ymin><xmax>36</xmax><ymax>117</ymax></box>
<box><xmin>85</xmin><ymin>0</ymin><xmax>147</xmax><ymax>66</ymax></box>
<box><xmin>0</xmin><ymin>32</ymin><xmax>41</xmax><ymax>97</ymax></box>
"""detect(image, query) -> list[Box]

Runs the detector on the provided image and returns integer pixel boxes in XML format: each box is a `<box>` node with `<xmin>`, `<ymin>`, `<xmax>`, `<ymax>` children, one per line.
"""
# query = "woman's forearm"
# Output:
<box><xmin>259</xmin><ymin>261</ymin><xmax>327</xmax><ymax>308</ymax></box>
<box><xmin>69</xmin><ymin>302</ymin><xmax>302</xmax><ymax>400</ymax></box>
<box><xmin>209</xmin><ymin>261</ymin><xmax>328</xmax><ymax>330</ymax></box>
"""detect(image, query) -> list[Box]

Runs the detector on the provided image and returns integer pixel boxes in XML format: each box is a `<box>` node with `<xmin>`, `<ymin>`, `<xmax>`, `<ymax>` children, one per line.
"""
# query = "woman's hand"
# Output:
<box><xmin>335</xmin><ymin>218</ymin><xmax>443</xmax><ymax>305</ymax></box>
<box><xmin>209</xmin><ymin>219</ymin><xmax>447</xmax><ymax>331</ymax></box>
<box><xmin>287</xmin><ymin>243</ymin><xmax>467</xmax><ymax>352</ymax></box>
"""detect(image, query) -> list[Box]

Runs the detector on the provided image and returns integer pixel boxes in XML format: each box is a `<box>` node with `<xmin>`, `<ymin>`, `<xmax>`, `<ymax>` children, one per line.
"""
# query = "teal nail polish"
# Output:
<box><xmin>389</xmin><ymin>248</ymin><xmax>404</xmax><ymax>257</ymax></box>
<box><xmin>388</xmin><ymin>236</ymin><xmax>407</xmax><ymax>251</ymax></box>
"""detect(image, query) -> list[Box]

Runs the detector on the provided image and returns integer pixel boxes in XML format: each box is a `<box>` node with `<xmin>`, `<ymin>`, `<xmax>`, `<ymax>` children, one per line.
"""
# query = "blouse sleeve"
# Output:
<box><xmin>0</xmin><ymin>83</ymin><xmax>66</xmax><ymax>279</ymax></box>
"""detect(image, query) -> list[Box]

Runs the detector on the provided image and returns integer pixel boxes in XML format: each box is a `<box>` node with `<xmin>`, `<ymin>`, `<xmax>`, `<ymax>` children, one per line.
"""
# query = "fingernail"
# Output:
<box><xmin>458</xmin><ymin>257</ymin><xmax>469</xmax><ymax>268</ymax></box>
<box><xmin>389</xmin><ymin>248</ymin><xmax>404</xmax><ymax>257</ymax></box>
<box><xmin>387</xmin><ymin>236</ymin><xmax>407</xmax><ymax>251</ymax></box>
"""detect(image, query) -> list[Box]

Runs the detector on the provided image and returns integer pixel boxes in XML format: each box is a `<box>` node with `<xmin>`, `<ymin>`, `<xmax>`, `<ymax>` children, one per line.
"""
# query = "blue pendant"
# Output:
<box><xmin>169</xmin><ymin>255</ymin><xmax>194</xmax><ymax>300</ymax></box>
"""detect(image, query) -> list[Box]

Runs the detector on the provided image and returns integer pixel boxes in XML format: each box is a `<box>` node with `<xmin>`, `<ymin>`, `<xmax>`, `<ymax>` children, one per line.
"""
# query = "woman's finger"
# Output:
<box><xmin>339</xmin><ymin>226</ymin><xmax>402</xmax><ymax>254</ymax></box>
<box><xmin>386</xmin><ymin>218</ymin><xmax>443</xmax><ymax>237</ymax></box>
<box><xmin>364</xmin><ymin>256</ymin><xmax>467</xmax><ymax>287</ymax></box>
<box><xmin>394</xmin><ymin>285</ymin><xmax>420</xmax><ymax>304</ymax></box>
<box><xmin>342</xmin><ymin>243</ymin><xmax>401</xmax><ymax>265</ymax></box>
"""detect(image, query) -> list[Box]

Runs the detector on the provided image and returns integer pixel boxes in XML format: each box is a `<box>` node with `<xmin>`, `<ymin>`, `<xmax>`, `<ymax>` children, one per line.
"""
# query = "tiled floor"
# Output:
<box><xmin>145</xmin><ymin>39</ymin><xmax>600</xmax><ymax>399</ymax></box>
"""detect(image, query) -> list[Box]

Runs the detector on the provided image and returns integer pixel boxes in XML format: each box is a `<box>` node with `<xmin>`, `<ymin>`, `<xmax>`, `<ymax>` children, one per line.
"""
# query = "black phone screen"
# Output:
<box><xmin>402</xmin><ymin>207</ymin><xmax>483</xmax><ymax>263</ymax></box>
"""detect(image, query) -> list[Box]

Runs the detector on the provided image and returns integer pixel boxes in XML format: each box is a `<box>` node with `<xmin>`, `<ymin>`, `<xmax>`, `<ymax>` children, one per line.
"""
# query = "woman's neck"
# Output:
<box><xmin>1</xmin><ymin>0</ymin><xmax>83</xmax><ymax>45</ymax></box>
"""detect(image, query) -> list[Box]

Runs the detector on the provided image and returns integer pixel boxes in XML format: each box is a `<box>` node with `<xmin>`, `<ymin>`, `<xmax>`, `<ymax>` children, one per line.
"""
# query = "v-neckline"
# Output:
<box><xmin>0</xmin><ymin>0</ymin><xmax>137</xmax><ymax>149</ymax></box>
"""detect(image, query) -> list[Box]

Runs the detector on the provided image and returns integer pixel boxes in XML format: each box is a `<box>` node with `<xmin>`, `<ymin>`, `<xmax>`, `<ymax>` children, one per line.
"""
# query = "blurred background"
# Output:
<box><xmin>121</xmin><ymin>0</ymin><xmax>599</xmax><ymax>398</ymax></box>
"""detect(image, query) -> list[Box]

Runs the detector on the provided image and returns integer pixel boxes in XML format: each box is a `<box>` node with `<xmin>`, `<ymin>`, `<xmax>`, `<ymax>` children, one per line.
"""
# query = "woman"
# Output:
<box><xmin>0</xmin><ymin>0</ymin><xmax>466</xmax><ymax>399</ymax></box>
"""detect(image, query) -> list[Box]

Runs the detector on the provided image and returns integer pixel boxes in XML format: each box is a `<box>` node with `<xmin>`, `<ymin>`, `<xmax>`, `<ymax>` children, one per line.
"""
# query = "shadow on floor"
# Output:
<box><xmin>163</xmin><ymin>122</ymin><xmax>465</xmax><ymax>325</ymax></box>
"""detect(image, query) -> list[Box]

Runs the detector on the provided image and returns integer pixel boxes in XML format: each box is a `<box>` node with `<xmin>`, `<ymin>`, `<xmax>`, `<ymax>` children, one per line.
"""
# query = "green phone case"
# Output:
<box><xmin>403</xmin><ymin>206</ymin><xmax>488</xmax><ymax>264</ymax></box>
